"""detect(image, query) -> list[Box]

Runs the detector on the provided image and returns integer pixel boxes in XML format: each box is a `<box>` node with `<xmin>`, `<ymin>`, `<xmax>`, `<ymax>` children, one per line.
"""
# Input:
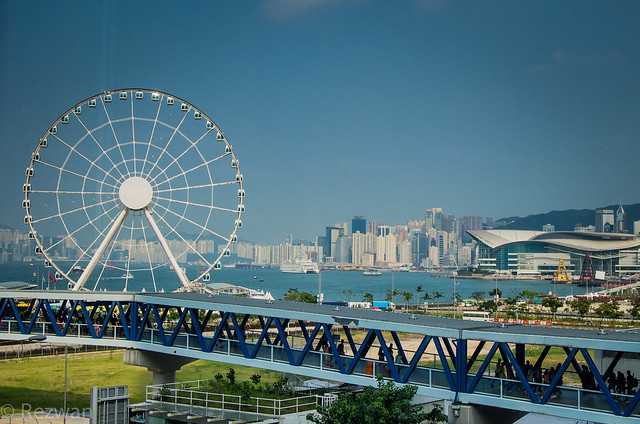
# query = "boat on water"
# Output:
<box><xmin>104</xmin><ymin>272</ymin><xmax>134</xmax><ymax>280</ymax></box>
<box><xmin>363</xmin><ymin>270</ymin><xmax>382</xmax><ymax>276</ymax></box>
<box><xmin>280</xmin><ymin>257</ymin><xmax>320</xmax><ymax>274</ymax></box>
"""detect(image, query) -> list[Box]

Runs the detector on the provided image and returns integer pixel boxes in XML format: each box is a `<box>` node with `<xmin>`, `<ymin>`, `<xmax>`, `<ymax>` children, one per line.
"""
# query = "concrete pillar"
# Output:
<box><xmin>124</xmin><ymin>349</ymin><xmax>195</xmax><ymax>385</ymax></box>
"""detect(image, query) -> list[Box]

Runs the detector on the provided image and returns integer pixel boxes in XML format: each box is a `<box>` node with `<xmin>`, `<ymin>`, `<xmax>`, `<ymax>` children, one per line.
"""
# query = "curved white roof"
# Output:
<box><xmin>468</xmin><ymin>229</ymin><xmax>640</xmax><ymax>252</ymax></box>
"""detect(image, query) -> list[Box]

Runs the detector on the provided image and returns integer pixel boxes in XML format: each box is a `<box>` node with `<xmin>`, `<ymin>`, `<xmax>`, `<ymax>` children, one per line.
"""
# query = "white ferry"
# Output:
<box><xmin>280</xmin><ymin>258</ymin><xmax>320</xmax><ymax>274</ymax></box>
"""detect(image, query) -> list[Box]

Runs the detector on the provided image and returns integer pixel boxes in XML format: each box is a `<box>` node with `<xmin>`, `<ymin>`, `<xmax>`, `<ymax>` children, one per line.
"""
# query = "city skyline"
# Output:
<box><xmin>1</xmin><ymin>1</ymin><xmax>639</xmax><ymax>244</ymax></box>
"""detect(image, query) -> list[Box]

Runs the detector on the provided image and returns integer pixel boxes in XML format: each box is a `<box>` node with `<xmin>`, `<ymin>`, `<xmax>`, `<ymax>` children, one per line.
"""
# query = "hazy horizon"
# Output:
<box><xmin>1</xmin><ymin>1</ymin><xmax>639</xmax><ymax>243</ymax></box>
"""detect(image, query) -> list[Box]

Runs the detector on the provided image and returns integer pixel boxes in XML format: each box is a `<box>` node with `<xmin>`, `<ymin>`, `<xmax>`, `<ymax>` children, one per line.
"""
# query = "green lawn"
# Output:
<box><xmin>0</xmin><ymin>351</ymin><xmax>282</xmax><ymax>410</ymax></box>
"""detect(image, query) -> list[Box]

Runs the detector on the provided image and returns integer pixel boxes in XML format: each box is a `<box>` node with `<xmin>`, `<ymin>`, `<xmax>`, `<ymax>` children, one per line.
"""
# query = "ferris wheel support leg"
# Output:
<box><xmin>144</xmin><ymin>208</ymin><xmax>191</xmax><ymax>290</ymax></box>
<box><xmin>73</xmin><ymin>208</ymin><xmax>129</xmax><ymax>291</ymax></box>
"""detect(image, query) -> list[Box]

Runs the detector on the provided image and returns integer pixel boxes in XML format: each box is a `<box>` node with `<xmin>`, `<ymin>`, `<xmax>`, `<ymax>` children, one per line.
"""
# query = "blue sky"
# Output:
<box><xmin>1</xmin><ymin>1</ymin><xmax>639</xmax><ymax>243</ymax></box>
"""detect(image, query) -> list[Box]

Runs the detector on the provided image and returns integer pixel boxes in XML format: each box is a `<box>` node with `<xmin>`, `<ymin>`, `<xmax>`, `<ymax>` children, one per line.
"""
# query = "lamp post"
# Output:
<box><xmin>64</xmin><ymin>344</ymin><xmax>68</xmax><ymax>424</ymax></box>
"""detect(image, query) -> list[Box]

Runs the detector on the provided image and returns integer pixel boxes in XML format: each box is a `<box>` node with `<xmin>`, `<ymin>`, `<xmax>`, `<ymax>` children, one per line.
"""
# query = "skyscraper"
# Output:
<box><xmin>425</xmin><ymin>208</ymin><xmax>444</xmax><ymax>231</ymax></box>
<box><xmin>615</xmin><ymin>205</ymin><xmax>626</xmax><ymax>233</ymax></box>
<box><xmin>324</xmin><ymin>226</ymin><xmax>343</xmax><ymax>261</ymax></box>
<box><xmin>335</xmin><ymin>234</ymin><xmax>352</xmax><ymax>264</ymax></box>
<box><xmin>352</xmin><ymin>216</ymin><xmax>367</xmax><ymax>234</ymax></box>
<box><xmin>595</xmin><ymin>209</ymin><xmax>614</xmax><ymax>232</ymax></box>
<box><xmin>410</xmin><ymin>229</ymin><xmax>427</xmax><ymax>268</ymax></box>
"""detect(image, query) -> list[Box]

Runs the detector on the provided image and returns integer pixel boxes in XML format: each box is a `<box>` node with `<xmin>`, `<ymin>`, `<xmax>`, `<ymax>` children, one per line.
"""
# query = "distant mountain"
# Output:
<box><xmin>495</xmin><ymin>203</ymin><xmax>640</xmax><ymax>232</ymax></box>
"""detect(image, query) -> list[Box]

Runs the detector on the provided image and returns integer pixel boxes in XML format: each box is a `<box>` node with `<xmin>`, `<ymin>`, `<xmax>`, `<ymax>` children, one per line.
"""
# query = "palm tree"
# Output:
<box><xmin>402</xmin><ymin>291</ymin><xmax>413</xmax><ymax>310</ymax></box>
<box><xmin>363</xmin><ymin>292</ymin><xmax>374</xmax><ymax>303</ymax></box>
<box><xmin>431</xmin><ymin>291</ymin><xmax>444</xmax><ymax>304</ymax></box>
<box><xmin>423</xmin><ymin>292</ymin><xmax>432</xmax><ymax>310</ymax></box>
<box><xmin>416</xmin><ymin>285</ymin><xmax>424</xmax><ymax>308</ymax></box>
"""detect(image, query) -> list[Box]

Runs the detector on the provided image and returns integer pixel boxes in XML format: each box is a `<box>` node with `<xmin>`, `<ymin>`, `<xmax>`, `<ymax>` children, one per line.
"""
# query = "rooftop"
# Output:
<box><xmin>468</xmin><ymin>229</ymin><xmax>640</xmax><ymax>251</ymax></box>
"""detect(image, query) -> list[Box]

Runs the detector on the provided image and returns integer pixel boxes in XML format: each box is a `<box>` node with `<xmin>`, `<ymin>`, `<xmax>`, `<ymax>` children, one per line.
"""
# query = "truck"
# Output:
<box><xmin>371</xmin><ymin>300</ymin><xmax>395</xmax><ymax>311</ymax></box>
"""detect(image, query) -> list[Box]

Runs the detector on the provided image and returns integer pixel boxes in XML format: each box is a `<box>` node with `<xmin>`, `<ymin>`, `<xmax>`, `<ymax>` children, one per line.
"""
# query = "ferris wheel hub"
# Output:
<box><xmin>118</xmin><ymin>176</ymin><xmax>153</xmax><ymax>210</ymax></box>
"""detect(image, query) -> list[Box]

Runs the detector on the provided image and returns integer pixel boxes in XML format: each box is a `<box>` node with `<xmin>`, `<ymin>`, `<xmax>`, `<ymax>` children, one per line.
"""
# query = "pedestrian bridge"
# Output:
<box><xmin>1</xmin><ymin>289</ymin><xmax>640</xmax><ymax>424</ymax></box>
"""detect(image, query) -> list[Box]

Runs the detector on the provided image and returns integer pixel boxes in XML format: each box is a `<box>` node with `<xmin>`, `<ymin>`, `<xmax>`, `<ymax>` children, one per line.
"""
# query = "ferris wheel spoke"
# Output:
<box><xmin>31</xmin><ymin>189</ymin><xmax>117</xmax><ymax>195</ymax></box>
<box><xmin>155</xmin><ymin>180</ymin><xmax>237</xmax><ymax>194</ymax></box>
<box><xmin>31</xmin><ymin>197</ymin><xmax>118</xmax><ymax>225</ymax></box>
<box><xmin>144</xmin><ymin>105</ymin><xmax>191</xmax><ymax>180</ymax></box>
<box><xmin>154</xmin><ymin>196</ymin><xmax>237</xmax><ymax>213</ymax></box>
<box><xmin>139</xmin><ymin>94</ymin><xmax>164</xmax><ymax>177</ymax></box>
<box><xmin>50</xmin><ymin>134</ymin><xmax>123</xmax><ymax>186</ymax></box>
<box><xmin>33</xmin><ymin>159</ymin><xmax>119</xmax><ymax>189</ymax></box>
<box><xmin>43</xmin><ymin>202</ymin><xmax>120</xmax><ymax>254</ymax></box>
<box><xmin>147</xmin><ymin>128</ymin><xmax>213</xmax><ymax>184</ymax></box>
<box><xmin>153</xmin><ymin>210</ymin><xmax>214</xmax><ymax>268</ymax></box>
<box><xmin>140</xmin><ymin>216</ymin><xmax>158</xmax><ymax>292</ymax></box>
<box><xmin>130</xmin><ymin>91</ymin><xmax>138</xmax><ymax>176</ymax></box>
<box><xmin>72</xmin><ymin>112</ymin><xmax>128</xmax><ymax>180</ymax></box>
<box><xmin>72</xmin><ymin>208</ymin><xmax>129</xmax><ymax>290</ymax></box>
<box><xmin>153</xmin><ymin>202</ymin><xmax>230</xmax><ymax>242</ymax></box>
<box><xmin>144</xmin><ymin>208</ymin><xmax>191</xmax><ymax>289</ymax></box>
<box><xmin>152</xmin><ymin>152</ymin><xmax>231</xmax><ymax>187</ymax></box>
<box><xmin>99</xmin><ymin>95</ymin><xmax>132</xmax><ymax>177</ymax></box>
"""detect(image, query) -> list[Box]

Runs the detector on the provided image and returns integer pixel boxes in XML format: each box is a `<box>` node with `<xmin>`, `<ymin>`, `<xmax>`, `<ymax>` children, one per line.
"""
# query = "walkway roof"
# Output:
<box><xmin>2</xmin><ymin>289</ymin><xmax>640</xmax><ymax>352</ymax></box>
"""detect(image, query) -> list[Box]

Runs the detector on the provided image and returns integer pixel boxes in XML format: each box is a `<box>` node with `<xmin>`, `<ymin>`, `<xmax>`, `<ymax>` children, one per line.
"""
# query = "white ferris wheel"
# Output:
<box><xmin>23</xmin><ymin>88</ymin><xmax>245</xmax><ymax>293</ymax></box>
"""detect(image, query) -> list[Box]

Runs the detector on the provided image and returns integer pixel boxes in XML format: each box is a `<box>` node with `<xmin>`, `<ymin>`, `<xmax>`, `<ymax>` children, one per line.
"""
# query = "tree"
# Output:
<box><xmin>631</xmin><ymin>297</ymin><xmax>640</xmax><ymax>319</ymax></box>
<box><xmin>307</xmin><ymin>378</ymin><xmax>434</xmax><ymax>424</ymax></box>
<box><xmin>363</xmin><ymin>292</ymin><xmax>374</xmax><ymax>303</ymax></box>
<box><xmin>416</xmin><ymin>285</ymin><xmax>424</xmax><ymax>307</ymax></box>
<box><xmin>479</xmin><ymin>300</ymin><xmax>498</xmax><ymax>314</ymax></box>
<box><xmin>489</xmin><ymin>288</ymin><xmax>502</xmax><ymax>299</ymax></box>
<box><xmin>250</xmin><ymin>373</ymin><xmax>262</xmax><ymax>386</ymax></box>
<box><xmin>431</xmin><ymin>291</ymin><xmax>444</xmax><ymax>302</ymax></box>
<box><xmin>471</xmin><ymin>291</ymin><xmax>485</xmax><ymax>303</ymax></box>
<box><xmin>595</xmin><ymin>300</ymin><xmax>622</xmax><ymax>320</ymax></box>
<box><xmin>569</xmin><ymin>298</ymin><xmax>592</xmax><ymax>318</ymax></box>
<box><xmin>402</xmin><ymin>291</ymin><xmax>413</xmax><ymax>310</ymax></box>
<box><xmin>284</xmin><ymin>288</ymin><xmax>317</xmax><ymax>303</ymax></box>
<box><xmin>226</xmin><ymin>368</ymin><xmax>236</xmax><ymax>385</ymax></box>
<box><xmin>541</xmin><ymin>296</ymin><xmax>563</xmax><ymax>318</ymax></box>
<box><xmin>386</xmin><ymin>289</ymin><xmax>400</xmax><ymax>302</ymax></box>
<box><xmin>519</xmin><ymin>290</ymin><xmax>538</xmax><ymax>304</ymax></box>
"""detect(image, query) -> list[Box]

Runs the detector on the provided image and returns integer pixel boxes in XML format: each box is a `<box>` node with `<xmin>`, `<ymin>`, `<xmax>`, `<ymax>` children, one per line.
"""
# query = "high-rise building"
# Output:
<box><xmin>595</xmin><ymin>209</ymin><xmax>615</xmax><ymax>232</ymax></box>
<box><xmin>410</xmin><ymin>229</ymin><xmax>427</xmax><ymax>268</ymax></box>
<box><xmin>324</xmin><ymin>226</ymin><xmax>343</xmax><ymax>261</ymax></box>
<box><xmin>437</xmin><ymin>231</ymin><xmax>448</xmax><ymax>265</ymax></box>
<box><xmin>352</xmin><ymin>232</ymin><xmax>375</xmax><ymax>265</ymax></box>
<box><xmin>351</xmin><ymin>216</ymin><xmax>367</xmax><ymax>234</ymax></box>
<box><xmin>634</xmin><ymin>220</ymin><xmax>640</xmax><ymax>236</ymax></box>
<box><xmin>398</xmin><ymin>240</ymin><xmax>411</xmax><ymax>265</ymax></box>
<box><xmin>375</xmin><ymin>234</ymin><xmax>397</xmax><ymax>265</ymax></box>
<box><xmin>335</xmin><ymin>234</ymin><xmax>352</xmax><ymax>264</ymax></box>
<box><xmin>542</xmin><ymin>224</ymin><xmax>555</xmax><ymax>232</ymax></box>
<box><xmin>425</xmin><ymin>208</ymin><xmax>444</xmax><ymax>231</ymax></box>
<box><xmin>352</xmin><ymin>232</ymin><xmax>366</xmax><ymax>265</ymax></box>
<box><xmin>428</xmin><ymin>245</ymin><xmax>440</xmax><ymax>268</ymax></box>
<box><xmin>616</xmin><ymin>205</ymin><xmax>626</xmax><ymax>233</ymax></box>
